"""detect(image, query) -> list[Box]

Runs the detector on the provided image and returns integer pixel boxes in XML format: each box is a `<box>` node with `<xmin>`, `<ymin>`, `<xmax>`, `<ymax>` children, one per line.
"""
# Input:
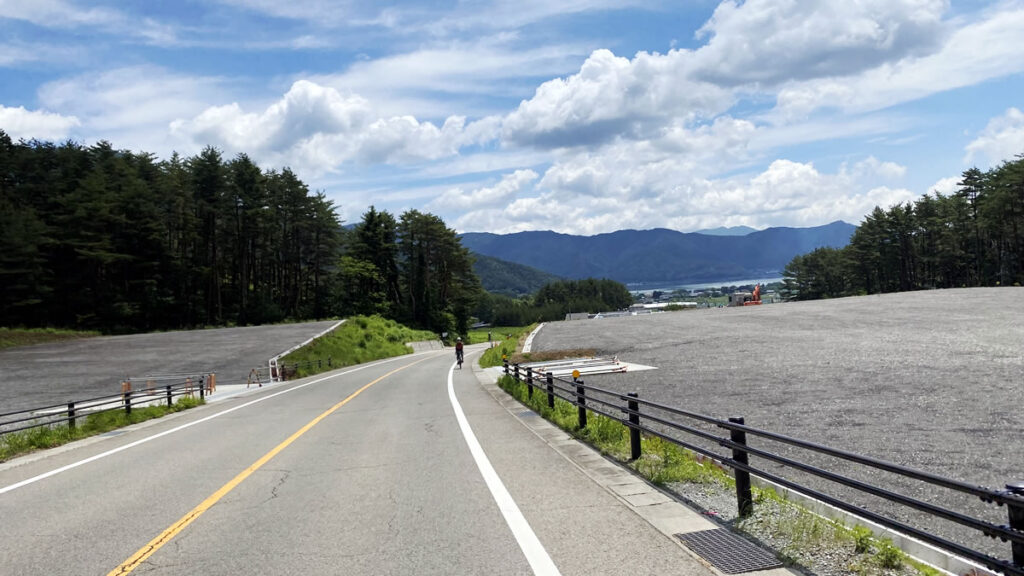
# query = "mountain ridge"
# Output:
<box><xmin>694</xmin><ymin>225</ymin><xmax>758</xmax><ymax>236</ymax></box>
<box><xmin>460</xmin><ymin>221</ymin><xmax>856</xmax><ymax>285</ymax></box>
<box><xmin>471</xmin><ymin>254</ymin><xmax>564</xmax><ymax>297</ymax></box>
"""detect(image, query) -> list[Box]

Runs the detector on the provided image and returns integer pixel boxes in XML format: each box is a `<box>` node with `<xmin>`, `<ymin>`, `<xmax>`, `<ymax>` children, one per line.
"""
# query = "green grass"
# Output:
<box><xmin>496</xmin><ymin>374</ymin><xmax>722</xmax><ymax>484</ymax></box>
<box><xmin>0</xmin><ymin>327</ymin><xmax>101</xmax><ymax>350</ymax></box>
<box><xmin>477</xmin><ymin>325</ymin><xmax>535</xmax><ymax>368</ymax></box>
<box><xmin>466</xmin><ymin>325</ymin><xmax>532</xmax><ymax>345</ymax></box>
<box><xmin>0</xmin><ymin>396</ymin><xmax>204</xmax><ymax>462</ymax></box>
<box><xmin>280</xmin><ymin>315</ymin><xmax>437</xmax><ymax>378</ymax></box>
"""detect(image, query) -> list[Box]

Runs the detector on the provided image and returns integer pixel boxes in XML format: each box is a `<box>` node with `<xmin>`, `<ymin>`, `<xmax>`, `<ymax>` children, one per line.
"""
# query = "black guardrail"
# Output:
<box><xmin>0</xmin><ymin>374</ymin><xmax>213</xmax><ymax>437</ymax></box>
<box><xmin>503</xmin><ymin>360</ymin><xmax>1024</xmax><ymax>576</ymax></box>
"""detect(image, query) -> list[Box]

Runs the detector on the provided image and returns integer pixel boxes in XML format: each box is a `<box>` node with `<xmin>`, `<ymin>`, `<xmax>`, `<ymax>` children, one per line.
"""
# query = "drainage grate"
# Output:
<box><xmin>675</xmin><ymin>529</ymin><xmax>782</xmax><ymax>574</ymax></box>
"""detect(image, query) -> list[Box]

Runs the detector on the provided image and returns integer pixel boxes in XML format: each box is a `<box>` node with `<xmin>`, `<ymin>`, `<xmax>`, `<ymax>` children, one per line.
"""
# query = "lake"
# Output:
<box><xmin>628</xmin><ymin>276</ymin><xmax>785</xmax><ymax>294</ymax></box>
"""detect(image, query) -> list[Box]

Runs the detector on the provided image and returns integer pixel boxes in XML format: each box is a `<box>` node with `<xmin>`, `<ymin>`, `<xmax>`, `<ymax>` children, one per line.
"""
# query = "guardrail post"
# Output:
<box><xmin>729</xmin><ymin>416</ymin><xmax>753</xmax><ymax>517</ymax></box>
<box><xmin>328</xmin><ymin>356</ymin><xmax>332</xmax><ymax>367</ymax></box>
<box><xmin>546</xmin><ymin>372</ymin><xmax>555</xmax><ymax>409</ymax></box>
<box><xmin>526</xmin><ymin>367</ymin><xmax>534</xmax><ymax>399</ymax></box>
<box><xmin>199</xmin><ymin>375</ymin><xmax>205</xmax><ymax>400</ymax></box>
<box><xmin>1007</xmin><ymin>481</ymin><xmax>1024</xmax><ymax>565</ymax></box>
<box><xmin>503</xmin><ymin>359</ymin><xmax>509</xmax><ymax>375</ymax></box>
<box><xmin>124</xmin><ymin>390</ymin><xmax>131</xmax><ymax>416</ymax></box>
<box><xmin>627</xmin><ymin>393</ymin><xmax>641</xmax><ymax>460</ymax></box>
<box><xmin>514</xmin><ymin>364</ymin><xmax>520</xmax><ymax>382</ymax></box>
<box><xmin>67</xmin><ymin>402</ymin><xmax>76</xmax><ymax>430</ymax></box>
<box><xmin>576</xmin><ymin>379</ymin><xmax>587</xmax><ymax>429</ymax></box>
<box><xmin>166</xmin><ymin>385</ymin><xmax>172</xmax><ymax>407</ymax></box>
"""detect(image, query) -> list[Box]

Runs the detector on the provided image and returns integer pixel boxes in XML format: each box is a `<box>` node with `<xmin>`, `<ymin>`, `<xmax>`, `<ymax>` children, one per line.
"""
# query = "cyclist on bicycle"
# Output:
<box><xmin>455</xmin><ymin>337</ymin><xmax>464</xmax><ymax>366</ymax></box>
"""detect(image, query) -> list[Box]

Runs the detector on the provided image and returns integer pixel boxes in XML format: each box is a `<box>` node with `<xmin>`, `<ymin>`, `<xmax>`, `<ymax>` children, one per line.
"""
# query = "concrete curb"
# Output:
<box><xmin>522</xmin><ymin>323</ymin><xmax>544</xmax><ymax>354</ymax></box>
<box><xmin>471</xmin><ymin>362</ymin><xmax>798</xmax><ymax>576</ymax></box>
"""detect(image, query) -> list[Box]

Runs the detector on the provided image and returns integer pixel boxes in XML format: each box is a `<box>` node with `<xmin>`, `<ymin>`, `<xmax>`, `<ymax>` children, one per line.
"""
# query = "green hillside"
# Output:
<box><xmin>472</xmin><ymin>253</ymin><xmax>563</xmax><ymax>297</ymax></box>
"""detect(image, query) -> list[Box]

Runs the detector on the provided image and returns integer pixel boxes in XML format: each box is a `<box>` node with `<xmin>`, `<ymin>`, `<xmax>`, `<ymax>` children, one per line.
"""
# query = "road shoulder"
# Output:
<box><xmin>467</xmin><ymin>358</ymin><xmax>799</xmax><ymax>576</ymax></box>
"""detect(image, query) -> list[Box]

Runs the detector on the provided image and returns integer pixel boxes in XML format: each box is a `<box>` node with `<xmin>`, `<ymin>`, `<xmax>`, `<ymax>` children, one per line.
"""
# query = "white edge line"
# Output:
<box><xmin>446</xmin><ymin>356</ymin><xmax>561</xmax><ymax>576</ymax></box>
<box><xmin>0</xmin><ymin>350</ymin><xmax>437</xmax><ymax>496</ymax></box>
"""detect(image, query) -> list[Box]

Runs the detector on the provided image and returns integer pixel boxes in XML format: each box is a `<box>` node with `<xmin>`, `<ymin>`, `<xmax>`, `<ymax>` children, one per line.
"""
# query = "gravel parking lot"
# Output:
<box><xmin>531</xmin><ymin>287</ymin><xmax>1023</xmax><ymax>558</ymax></box>
<box><xmin>0</xmin><ymin>320</ymin><xmax>341</xmax><ymax>413</ymax></box>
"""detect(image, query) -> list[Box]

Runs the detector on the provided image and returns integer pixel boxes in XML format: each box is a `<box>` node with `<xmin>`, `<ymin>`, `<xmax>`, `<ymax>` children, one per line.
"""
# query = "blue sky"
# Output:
<box><xmin>2</xmin><ymin>1</ymin><xmax>1023</xmax><ymax>234</ymax></box>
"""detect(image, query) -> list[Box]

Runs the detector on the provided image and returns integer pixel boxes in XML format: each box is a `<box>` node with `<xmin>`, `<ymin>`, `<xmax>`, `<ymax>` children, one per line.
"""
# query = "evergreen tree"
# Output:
<box><xmin>0</xmin><ymin>136</ymin><xmax>342</xmax><ymax>332</ymax></box>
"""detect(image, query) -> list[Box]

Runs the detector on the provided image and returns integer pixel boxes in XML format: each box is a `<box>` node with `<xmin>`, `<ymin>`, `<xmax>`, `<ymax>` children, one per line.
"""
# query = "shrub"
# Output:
<box><xmin>852</xmin><ymin>525</ymin><xmax>873</xmax><ymax>553</ymax></box>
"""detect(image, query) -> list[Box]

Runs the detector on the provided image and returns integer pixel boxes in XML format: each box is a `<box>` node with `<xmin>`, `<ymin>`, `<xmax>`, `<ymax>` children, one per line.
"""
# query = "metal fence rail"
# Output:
<box><xmin>0</xmin><ymin>375</ymin><xmax>212</xmax><ymax>437</ymax></box>
<box><xmin>504</xmin><ymin>361</ymin><xmax>1024</xmax><ymax>576</ymax></box>
<box><xmin>270</xmin><ymin>357</ymin><xmax>334</xmax><ymax>381</ymax></box>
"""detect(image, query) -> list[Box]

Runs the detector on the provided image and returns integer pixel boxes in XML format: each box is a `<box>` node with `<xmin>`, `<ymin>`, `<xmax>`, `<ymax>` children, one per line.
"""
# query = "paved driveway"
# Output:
<box><xmin>0</xmin><ymin>320</ymin><xmax>341</xmax><ymax>413</ymax></box>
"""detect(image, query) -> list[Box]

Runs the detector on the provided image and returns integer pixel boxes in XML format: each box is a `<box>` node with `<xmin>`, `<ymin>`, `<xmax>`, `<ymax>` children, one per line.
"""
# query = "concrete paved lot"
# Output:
<box><xmin>0</xmin><ymin>320</ymin><xmax>341</xmax><ymax>413</ymax></box>
<box><xmin>531</xmin><ymin>287</ymin><xmax>1023</xmax><ymax>556</ymax></box>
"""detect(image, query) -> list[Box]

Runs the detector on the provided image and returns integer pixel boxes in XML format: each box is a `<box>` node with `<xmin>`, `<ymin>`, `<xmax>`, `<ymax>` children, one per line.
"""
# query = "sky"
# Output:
<box><xmin>2</xmin><ymin>0</ymin><xmax>1024</xmax><ymax>235</ymax></box>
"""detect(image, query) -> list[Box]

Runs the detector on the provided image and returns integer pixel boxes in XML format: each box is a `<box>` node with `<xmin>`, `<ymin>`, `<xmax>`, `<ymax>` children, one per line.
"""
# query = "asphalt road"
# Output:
<box><xmin>0</xmin><ymin>320</ymin><xmax>341</xmax><ymax>414</ymax></box>
<box><xmin>530</xmin><ymin>287</ymin><xmax>1024</xmax><ymax>558</ymax></box>
<box><xmin>0</xmin><ymin>345</ymin><xmax>710</xmax><ymax>575</ymax></box>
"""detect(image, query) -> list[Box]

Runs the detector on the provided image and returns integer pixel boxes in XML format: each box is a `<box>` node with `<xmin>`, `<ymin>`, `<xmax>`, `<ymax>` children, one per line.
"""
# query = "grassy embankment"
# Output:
<box><xmin>0</xmin><ymin>396</ymin><xmax>204</xmax><ymax>463</ymax></box>
<box><xmin>0</xmin><ymin>327</ymin><xmax>100</xmax><ymax>350</ymax></box>
<box><xmin>474</xmin><ymin>325</ymin><xmax>537</xmax><ymax>368</ymax></box>
<box><xmin>280</xmin><ymin>315</ymin><xmax>437</xmax><ymax>379</ymax></box>
<box><xmin>495</xmin><ymin>372</ymin><xmax>937</xmax><ymax>576</ymax></box>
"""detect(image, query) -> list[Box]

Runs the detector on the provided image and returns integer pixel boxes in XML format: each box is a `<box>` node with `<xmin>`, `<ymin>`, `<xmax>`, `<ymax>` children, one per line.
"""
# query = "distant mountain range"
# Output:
<box><xmin>694</xmin><ymin>225</ymin><xmax>758</xmax><ymax>236</ymax></box>
<box><xmin>461</xmin><ymin>221</ymin><xmax>856</xmax><ymax>286</ymax></box>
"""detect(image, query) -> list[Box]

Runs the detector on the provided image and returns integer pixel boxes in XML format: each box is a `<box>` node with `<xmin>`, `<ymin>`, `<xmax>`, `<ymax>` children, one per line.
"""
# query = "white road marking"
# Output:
<box><xmin>0</xmin><ymin>352</ymin><xmax>437</xmax><ymax>496</ymax></box>
<box><xmin>447</xmin><ymin>359</ymin><xmax>562</xmax><ymax>576</ymax></box>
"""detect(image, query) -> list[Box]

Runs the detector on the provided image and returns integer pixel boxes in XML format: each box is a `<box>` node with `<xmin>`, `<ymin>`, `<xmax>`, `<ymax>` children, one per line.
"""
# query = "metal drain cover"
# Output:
<box><xmin>675</xmin><ymin>529</ymin><xmax>782</xmax><ymax>574</ymax></box>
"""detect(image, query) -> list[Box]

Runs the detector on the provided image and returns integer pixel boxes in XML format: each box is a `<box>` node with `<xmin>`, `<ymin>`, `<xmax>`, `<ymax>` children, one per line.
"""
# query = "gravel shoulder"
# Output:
<box><xmin>530</xmin><ymin>287</ymin><xmax>1024</xmax><ymax>560</ymax></box>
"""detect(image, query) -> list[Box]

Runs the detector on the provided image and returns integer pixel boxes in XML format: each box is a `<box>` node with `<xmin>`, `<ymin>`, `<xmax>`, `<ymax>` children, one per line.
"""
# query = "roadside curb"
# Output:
<box><xmin>471</xmin><ymin>361</ymin><xmax>798</xmax><ymax>576</ymax></box>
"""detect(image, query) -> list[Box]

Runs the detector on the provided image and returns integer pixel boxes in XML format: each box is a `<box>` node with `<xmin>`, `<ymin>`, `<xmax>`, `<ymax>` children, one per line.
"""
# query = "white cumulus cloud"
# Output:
<box><xmin>172</xmin><ymin>80</ymin><xmax>373</xmax><ymax>153</ymax></box>
<box><xmin>928</xmin><ymin>176</ymin><xmax>960</xmax><ymax>196</ymax></box>
<box><xmin>172</xmin><ymin>80</ymin><xmax>502</xmax><ymax>175</ymax></box>
<box><xmin>502</xmin><ymin>48</ymin><xmax>732</xmax><ymax>148</ymax></box>
<box><xmin>452</xmin><ymin>154</ymin><xmax>914</xmax><ymax>235</ymax></box>
<box><xmin>773</xmin><ymin>5</ymin><xmax>1024</xmax><ymax>118</ymax></box>
<box><xmin>965</xmin><ymin>108</ymin><xmax>1024</xmax><ymax>167</ymax></box>
<box><xmin>431</xmin><ymin>169</ymin><xmax>538</xmax><ymax>212</ymax></box>
<box><xmin>0</xmin><ymin>105</ymin><xmax>80</xmax><ymax>141</ymax></box>
<box><xmin>692</xmin><ymin>0</ymin><xmax>948</xmax><ymax>85</ymax></box>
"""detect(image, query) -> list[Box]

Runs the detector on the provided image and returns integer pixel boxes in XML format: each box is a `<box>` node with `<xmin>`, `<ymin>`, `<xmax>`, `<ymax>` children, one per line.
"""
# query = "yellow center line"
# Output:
<box><xmin>108</xmin><ymin>355</ymin><xmax>433</xmax><ymax>576</ymax></box>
